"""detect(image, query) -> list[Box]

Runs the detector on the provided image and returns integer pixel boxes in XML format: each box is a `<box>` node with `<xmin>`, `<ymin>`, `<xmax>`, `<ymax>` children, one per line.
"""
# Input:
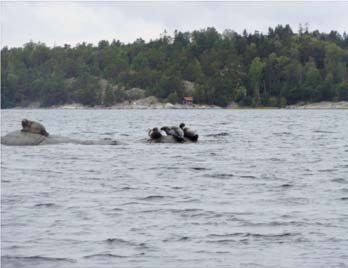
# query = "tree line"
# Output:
<box><xmin>1</xmin><ymin>25</ymin><xmax>348</xmax><ymax>108</ymax></box>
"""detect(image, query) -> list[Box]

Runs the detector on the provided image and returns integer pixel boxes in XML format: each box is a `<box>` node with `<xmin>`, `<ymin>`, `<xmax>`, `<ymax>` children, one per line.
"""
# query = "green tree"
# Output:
<box><xmin>2</xmin><ymin>26</ymin><xmax>348</xmax><ymax>108</ymax></box>
<box><xmin>336</xmin><ymin>82</ymin><xmax>348</xmax><ymax>100</ymax></box>
<box><xmin>103</xmin><ymin>85</ymin><xmax>115</xmax><ymax>106</ymax></box>
<box><xmin>303</xmin><ymin>60</ymin><xmax>322</xmax><ymax>101</ymax></box>
<box><xmin>249</xmin><ymin>57</ymin><xmax>265</xmax><ymax>105</ymax></box>
<box><xmin>167</xmin><ymin>92</ymin><xmax>179</xmax><ymax>104</ymax></box>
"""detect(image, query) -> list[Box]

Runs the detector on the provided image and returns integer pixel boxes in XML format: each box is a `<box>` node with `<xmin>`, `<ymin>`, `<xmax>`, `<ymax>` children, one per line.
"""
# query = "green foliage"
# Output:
<box><xmin>1</xmin><ymin>26</ymin><xmax>348</xmax><ymax>108</ymax></box>
<box><xmin>72</xmin><ymin>74</ymin><xmax>100</xmax><ymax>106</ymax></box>
<box><xmin>167</xmin><ymin>92</ymin><xmax>179</xmax><ymax>104</ymax></box>
<box><xmin>156</xmin><ymin>75</ymin><xmax>183</xmax><ymax>99</ymax></box>
<box><xmin>302</xmin><ymin>60</ymin><xmax>322</xmax><ymax>101</ymax></box>
<box><xmin>40</xmin><ymin>79</ymin><xmax>68</xmax><ymax>107</ymax></box>
<box><xmin>103</xmin><ymin>85</ymin><xmax>115</xmax><ymax>106</ymax></box>
<box><xmin>336</xmin><ymin>82</ymin><xmax>348</xmax><ymax>100</ymax></box>
<box><xmin>278</xmin><ymin>97</ymin><xmax>287</xmax><ymax>107</ymax></box>
<box><xmin>249</xmin><ymin>57</ymin><xmax>265</xmax><ymax>105</ymax></box>
<box><xmin>233</xmin><ymin>85</ymin><xmax>247</xmax><ymax>102</ymax></box>
<box><xmin>261</xmin><ymin>96</ymin><xmax>278</xmax><ymax>107</ymax></box>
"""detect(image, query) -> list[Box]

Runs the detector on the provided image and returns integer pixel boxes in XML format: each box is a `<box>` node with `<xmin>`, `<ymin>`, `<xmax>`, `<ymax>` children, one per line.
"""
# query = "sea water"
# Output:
<box><xmin>1</xmin><ymin>109</ymin><xmax>348</xmax><ymax>268</ymax></box>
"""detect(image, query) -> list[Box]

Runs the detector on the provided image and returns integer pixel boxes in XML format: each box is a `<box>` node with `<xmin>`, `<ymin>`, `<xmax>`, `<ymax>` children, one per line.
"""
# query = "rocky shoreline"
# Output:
<box><xmin>6</xmin><ymin>100</ymin><xmax>348</xmax><ymax>110</ymax></box>
<box><xmin>54</xmin><ymin>103</ymin><xmax>222</xmax><ymax>110</ymax></box>
<box><xmin>286</xmin><ymin>101</ymin><xmax>348</xmax><ymax>109</ymax></box>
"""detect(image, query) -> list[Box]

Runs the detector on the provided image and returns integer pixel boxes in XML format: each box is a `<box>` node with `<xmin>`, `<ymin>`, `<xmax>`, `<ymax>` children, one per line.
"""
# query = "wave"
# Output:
<box><xmin>120</xmin><ymin>186</ymin><xmax>135</xmax><ymax>190</ymax></box>
<box><xmin>84</xmin><ymin>253</ymin><xmax>127</xmax><ymax>259</ymax></box>
<box><xmin>104</xmin><ymin>238</ymin><xmax>135</xmax><ymax>247</ymax></box>
<box><xmin>273</xmin><ymin>132</ymin><xmax>291</xmax><ymax>135</ymax></box>
<box><xmin>111</xmin><ymin>207</ymin><xmax>123</xmax><ymax>211</ymax></box>
<box><xmin>138</xmin><ymin>195</ymin><xmax>171</xmax><ymax>201</ymax></box>
<box><xmin>206</xmin><ymin>239</ymin><xmax>239</xmax><ymax>244</ymax></box>
<box><xmin>190</xmin><ymin>167</ymin><xmax>208</xmax><ymax>171</ymax></box>
<box><xmin>208</xmin><ymin>232</ymin><xmax>300</xmax><ymax>238</ymax></box>
<box><xmin>119</xmin><ymin>201</ymin><xmax>141</xmax><ymax>206</ymax></box>
<box><xmin>2</xmin><ymin>255</ymin><xmax>76</xmax><ymax>263</ymax></box>
<box><xmin>279</xmin><ymin>184</ymin><xmax>293</xmax><ymax>188</ymax></box>
<box><xmin>209</xmin><ymin>173</ymin><xmax>235</xmax><ymax>179</ymax></box>
<box><xmin>194</xmin><ymin>250</ymin><xmax>231</xmax><ymax>254</ymax></box>
<box><xmin>139</xmin><ymin>208</ymin><xmax>225</xmax><ymax>219</ymax></box>
<box><xmin>332</xmin><ymin>178</ymin><xmax>347</xmax><ymax>184</ymax></box>
<box><xmin>206</xmin><ymin>232</ymin><xmax>303</xmax><ymax>243</ymax></box>
<box><xmin>240</xmin><ymin>175</ymin><xmax>257</xmax><ymax>179</ymax></box>
<box><xmin>318</xmin><ymin>169</ymin><xmax>337</xmax><ymax>173</ymax></box>
<box><xmin>313</xmin><ymin>130</ymin><xmax>335</xmax><ymax>134</ymax></box>
<box><xmin>241</xmin><ymin>220</ymin><xmax>308</xmax><ymax>227</ymax></box>
<box><xmin>34</xmin><ymin>203</ymin><xmax>56</xmax><ymax>208</ymax></box>
<box><xmin>163</xmin><ymin>236</ymin><xmax>191</xmax><ymax>242</ymax></box>
<box><xmin>206</xmin><ymin>132</ymin><xmax>229</xmax><ymax>137</ymax></box>
<box><xmin>269</xmin><ymin>157</ymin><xmax>285</xmax><ymax>162</ymax></box>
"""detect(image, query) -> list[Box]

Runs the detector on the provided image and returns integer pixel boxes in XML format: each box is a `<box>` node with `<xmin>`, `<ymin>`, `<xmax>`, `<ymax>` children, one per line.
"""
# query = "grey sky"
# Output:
<box><xmin>1</xmin><ymin>1</ymin><xmax>347</xmax><ymax>48</ymax></box>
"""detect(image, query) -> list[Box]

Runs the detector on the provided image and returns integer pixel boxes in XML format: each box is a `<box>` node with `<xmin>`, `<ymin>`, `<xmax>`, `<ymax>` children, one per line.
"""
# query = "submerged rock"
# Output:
<box><xmin>1</xmin><ymin>131</ymin><xmax>46</xmax><ymax>146</ymax></box>
<box><xmin>147</xmin><ymin>135</ymin><xmax>196</xmax><ymax>144</ymax></box>
<box><xmin>1</xmin><ymin>131</ymin><xmax>119</xmax><ymax>146</ymax></box>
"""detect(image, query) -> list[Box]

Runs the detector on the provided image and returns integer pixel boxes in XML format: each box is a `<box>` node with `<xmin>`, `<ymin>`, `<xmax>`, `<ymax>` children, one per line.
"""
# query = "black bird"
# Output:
<box><xmin>179</xmin><ymin>123</ymin><xmax>199</xmax><ymax>142</ymax></box>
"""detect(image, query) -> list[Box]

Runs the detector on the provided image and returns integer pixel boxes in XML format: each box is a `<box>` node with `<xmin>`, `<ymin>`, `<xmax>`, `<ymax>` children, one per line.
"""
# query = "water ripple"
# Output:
<box><xmin>83</xmin><ymin>253</ymin><xmax>127</xmax><ymax>259</ymax></box>
<box><xmin>2</xmin><ymin>109</ymin><xmax>347</xmax><ymax>268</ymax></box>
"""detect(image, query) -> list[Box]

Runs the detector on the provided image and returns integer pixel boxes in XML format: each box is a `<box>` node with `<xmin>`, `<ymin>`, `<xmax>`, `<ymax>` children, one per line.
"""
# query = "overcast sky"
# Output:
<box><xmin>1</xmin><ymin>1</ymin><xmax>348</xmax><ymax>48</ymax></box>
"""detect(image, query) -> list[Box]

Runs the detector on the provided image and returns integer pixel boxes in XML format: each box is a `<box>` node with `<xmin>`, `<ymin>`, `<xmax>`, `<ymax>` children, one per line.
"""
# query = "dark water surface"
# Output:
<box><xmin>1</xmin><ymin>109</ymin><xmax>348</xmax><ymax>268</ymax></box>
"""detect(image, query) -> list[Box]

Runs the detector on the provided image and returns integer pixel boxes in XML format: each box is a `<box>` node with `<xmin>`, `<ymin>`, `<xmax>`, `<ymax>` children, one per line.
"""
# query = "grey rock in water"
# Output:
<box><xmin>1</xmin><ymin>131</ymin><xmax>119</xmax><ymax>146</ymax></box>
<box><xmin>1</xmin><ymin>131</ymin><xmax>46</xmax><ymax>146</ymax></box>
<box><xmin>147</xmin><ymin>135</ymin><xmax>195</xmax><ymax>144</ymax></box>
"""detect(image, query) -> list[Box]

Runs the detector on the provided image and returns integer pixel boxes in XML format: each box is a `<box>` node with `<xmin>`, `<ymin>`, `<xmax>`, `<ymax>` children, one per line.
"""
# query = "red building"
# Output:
<box><xmin>183</xmin><ymin>97</ymin><xmax>193</xmax><ymax>105</ymax></box>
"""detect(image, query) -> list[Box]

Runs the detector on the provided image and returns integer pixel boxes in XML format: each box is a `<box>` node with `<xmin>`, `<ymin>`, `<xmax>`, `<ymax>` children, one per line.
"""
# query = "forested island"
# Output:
<box><xmin>1</xmin><ymin>25</ymin><xmax>348</xmax><ymax>108</ymax></box>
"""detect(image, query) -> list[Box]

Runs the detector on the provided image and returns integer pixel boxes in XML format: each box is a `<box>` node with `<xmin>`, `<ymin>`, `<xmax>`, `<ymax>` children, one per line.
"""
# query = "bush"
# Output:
<box><xmin>239</xmin><ymin>96</ymin><xmax>253</xmax><ymax>106</ymax></box>
<box><xmin>278</xmin><ymin>97</ymin><xmax>287</xmax><ymax>107</ymax></box>
<box><xmin>166</xmin><ymin>92</ymin><xmax>178</xmax><ymax>104</ymax></box>
<box><xmin>337</xmin><ymin>82</ymin><xmax>348</xmax><ymax>101</ymax></box>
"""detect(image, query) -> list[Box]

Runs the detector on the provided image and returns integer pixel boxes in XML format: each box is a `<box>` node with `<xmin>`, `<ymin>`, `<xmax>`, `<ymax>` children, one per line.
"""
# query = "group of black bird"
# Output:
<box><xmin>148</xmin><ymin>123</ymin><xmax>199</xmax><ymax>142</ymax></box>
